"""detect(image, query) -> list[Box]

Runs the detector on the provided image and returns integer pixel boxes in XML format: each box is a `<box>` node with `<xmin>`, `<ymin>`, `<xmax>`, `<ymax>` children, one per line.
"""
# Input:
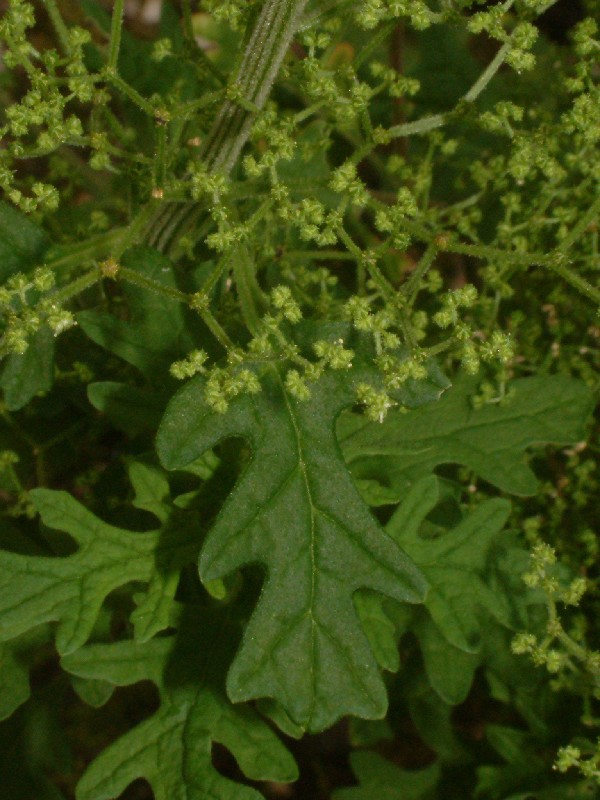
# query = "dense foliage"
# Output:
<box><xmin>0</xmin><ymin>0</ymin><xmax>599</xmax><ymax>797</ymax></box>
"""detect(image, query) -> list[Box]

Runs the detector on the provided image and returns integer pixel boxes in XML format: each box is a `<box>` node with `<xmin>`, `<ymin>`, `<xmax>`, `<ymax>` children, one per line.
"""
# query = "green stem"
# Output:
<box><xmin>557</xmin><ymin>195</ymin><xmax>600</xmax><ymax>256</ymax></box>
<box><xmin>42</xmin><ymin>0</ymin><xmax>72</xmax><ymax>56</ymax></box>
<box><xmin>106</xmin><ymin>72</ymin><xmax>155</xmax><ymax>116</ymax></box>
<box><xmin>387</xmin><ymin>113</ymin><xmax>446</xmax><ymax>141</ymax></box>
<box><xmin>402</xmin><ymin>243</ymin><xmax>438</xmax><ymax>306</ymax></box>
<box><xmin>155</xmin><ymin>124</ymin><xmax>167</xmax><ymax>189</ymax></box>
<box><xmin>3</xmin><ymin>33</ymin><xmax>37</xmax><ymax>77</ymax></box>
<box><xmin>233</xmin><ymin>246</ymin><xmax>263</xmax><ymax>335</ymax></box>
<box><xmin>114</xmin><ymin>202</ymin><xmax>161</xmax><ymax>259</ymax></box>
<box><xmin>298</xmin><ymin>0</ymin><xmax>355</xmax><ymax>32</ymax></box>
<box><xmin>336</xmin><ymin>227</ymin><xmax>397</xmax><ymax>302</ymax></box>
<box><xmin>118</xmin><ymin>266</ymin><xmax>234</xmax><ymax>350</ymax></box>
<box><xmin>355</xmin><ymin>20</ymin><xmax>396</xmax><ymax>69</ymax></box>
<box><xmin>118</xmin><ymin>266</ymin><xmax>190</xmax><ymax>304</ymax></box>
<box><xmin>201</xmin><ymin>0</ymin><xmax>311</xmax><ymax>174</ymax></box>
<box><xmin>181</xmin><ymin>0</ymin><xmax>195</xmax><ymax>42</ymax></box>
<box><xmin>108</xmin><ymin>0</ymin><xmax>126</xmax><ymax>71</ymax></box>
<box><xmin>51</xmin><ymin>268</ymin><xmax>102</xmax><ymax>304</ymax></box>
<box><xmin>198</xmin><ymin>310</ymin><xmax>235</xmax><ymax>351</ymax></box>
<box><xmin>464</xmin><ymin>41</ymin><xmax>511</xmax><ymax>104</ymax></box>
<box><xmin>285</xmin><ymin>249</ymin><xmax>356</xmax><ymax>261</ymax></box>
<box><xmin>46</xmin><ymin>230</ymin><xmax>125</xmax><ymax>273</ymax></box>
<box><xmin>145</xmin><ymin>0</ymin><xmax>310</xmax><ymax>253</ymax></box>
<box><xmin>544</xmin><ymin>256</ymin><xmax>600</xmax><ymax>307</ymax></box>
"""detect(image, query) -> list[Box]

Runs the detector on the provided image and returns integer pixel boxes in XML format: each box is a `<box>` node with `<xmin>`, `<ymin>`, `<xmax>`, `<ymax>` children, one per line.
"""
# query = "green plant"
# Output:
<box><xmin>0</xmin><ymin>0</ymin><xmax>599</xmax><ymax>797</ymax></box>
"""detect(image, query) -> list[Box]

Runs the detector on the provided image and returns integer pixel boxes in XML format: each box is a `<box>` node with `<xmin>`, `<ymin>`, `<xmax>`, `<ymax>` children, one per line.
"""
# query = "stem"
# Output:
<box><xmin>464</xmin><ymin>41</ymin><xmax>511</xmax><ymax>104</ymax></box>
<box><xmin>154</xmin><ymin>125</ymin><xmax>167</xmax><ymax>190</ymax></box>
<box><xmin>51</xmin><ymin>268</ymin><xmax>102</xmax><ymax>304</ymax></box>
<box><xmin>557</xmin><ymin>195</ymin><xmax>600</xmax><ymax>256</ymax></box>
<box><xmin>201</xmin><ymin>0</ymin><xmax>311</xmax><ymax>174</ymax></box>
<box><xmin>544</xmin><ymin>257</ymin><xmax>600</xmax><ymax>307</ymax></box>
<box><xmin>297</xmin><ymin>0</ymin><xmax>355</xmax><ymax>31</ymax></box>
<box><xmin>181</xmin><ymin>0</ymin><xmax>195</xmax><ymax>42</ymax></box>
<box><xmin>402</xmin><ymin>243</ymin><xmax>438</xmax><ymax>306</ymax></box>
<box><xmin>145</xmin><ymin>0</ymin><xmax>310</xmax><ymax>253</ymax></box>
<box><xmin>114</xmin><ymin>202</ymin><xmax>161</xmax><ymax>259</ymax></box>
<box><xmin>355</xmin><ymin>20</ymin><xmax>396</xmax><ymax>70</ymax></box>
<box><xmin>336</xmin><ymin>227</ymin><xmax>397</xmax><ymax>303</ymax></box>
<box><xmin>198</xmin><ymin>310</ymin><xmax>235</xmax><ymax>351</ymax></box>
<box><xmin>286</xmin><ymin>249</ymin><xmax>356</xmax><ymax>261</ymax></box>
<box><xmin>106</xmin><ymin>72</ymin><xmax>155</xmax><ymax>117</ymax></box>
<box><xmin>387</xmin><ymin>3</ymin><xmax>546</xmax><ymax>146</ymax></box>
<box><xmin>108</xmin><ymin>0</ymin><xmax>126</xmax><ymax>71</ymax></box>
<box><xmin>118</xmin><ymin>266</ymin><xmax>190</xmax><ymax>304</ymax></box>
<box><xmin>3</xmin><ymin>33</ymin><xmax>37</xmax><ymax>77</ymax></box>
<box><xmin>42</xmin><ymin>0</ymin><xmax>72</xmax><ymax>56</ymax></box>
<box><xmin>118</xmin><ymin>267</ymin><xmax>234</xmax><ymax>350</ymax></box>
<box><xmin>233</xmin><ymin>246</ymin><xmax>263</xmax><ymax>335</ymax></box>
<box><xmin>382</xmin><ymin>113</ymin><xmax>447</xmax><ymax>141</ymax></box>
<box><xmin>390</xmin><ymin>22</ymin><xmax>406</xmax><ymax>156</ymax></box>
<box><xmin>46</xmin><ymin>230</ymin><xmax>125</xmax><ymax>273</ymax></box>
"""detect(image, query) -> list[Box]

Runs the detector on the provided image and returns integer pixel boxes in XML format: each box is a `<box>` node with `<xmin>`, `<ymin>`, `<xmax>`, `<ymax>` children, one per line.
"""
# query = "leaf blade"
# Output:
<box><xmin>157</xmin><ymin>365</ymin><xmax>427</xmax><ymax>731</ymax></box>
<box><xmin>340</xmin><ymin>375</ymin><xmax>595</xmax><ymax>497</ymax></box>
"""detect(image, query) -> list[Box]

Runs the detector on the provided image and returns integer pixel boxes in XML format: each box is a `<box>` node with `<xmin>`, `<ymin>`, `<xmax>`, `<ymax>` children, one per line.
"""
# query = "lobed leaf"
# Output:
<box><xmin>0</xmin><ymin>467</ymin><xmax>198</xmax><ymax>654</ymax></box>
<box><xmin>0</xmin><ymin>201</ymin><xmax>49</xmax><ymax>283</ymax></box>
<box><xmin>157</xmin><ymin>364</ymin><xmax>429</xmax><ymax>732</ymax></box>
<box><xmin>62</xmin><ymin>608</ymin><xmax>297</xmax><ymax>800</ymax></box>
<box><xmin>387</xmin><ymin>475</ymin><xmax>513</xmax><ymax>653</ymax></box>
<box><xmin>339</xmin><ymin>375</ymin><xmax>595</xmax><ymax>498</ymax></box>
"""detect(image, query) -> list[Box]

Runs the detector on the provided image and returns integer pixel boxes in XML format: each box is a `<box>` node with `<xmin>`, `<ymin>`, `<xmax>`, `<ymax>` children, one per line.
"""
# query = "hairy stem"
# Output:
<box><xmin>107</xmin><ymin>0</ymin><xmax>126</xmax><ymax>71</ymax></box>
<box><xmin>145</xmin><ymin>0</ymin><xmax>310</xmax><ymax>253</ymax></box>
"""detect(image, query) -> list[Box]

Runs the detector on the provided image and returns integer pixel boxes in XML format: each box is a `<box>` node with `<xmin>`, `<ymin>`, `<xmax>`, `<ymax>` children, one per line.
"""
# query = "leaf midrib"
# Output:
<box><xmin>278</xmin><ymin>371</ymin><xmax>318</xmax><ymax>726</ymax></box>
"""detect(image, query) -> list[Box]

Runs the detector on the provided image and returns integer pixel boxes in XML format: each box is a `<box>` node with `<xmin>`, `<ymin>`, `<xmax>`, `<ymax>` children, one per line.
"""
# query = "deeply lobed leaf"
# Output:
<box><xmin>339</xmin><ymin>375</ymin><xmax>595</xmax><ymax>499</ymax></box>
<box><xmin>157</xmin><ymin>364</ymin><xmax>429</xmax><ymax>731</ymax></box>
<box><xmin>62</xmin><ymin>607</ymin><xmax>297</xmax><ymax>800</ymax></box>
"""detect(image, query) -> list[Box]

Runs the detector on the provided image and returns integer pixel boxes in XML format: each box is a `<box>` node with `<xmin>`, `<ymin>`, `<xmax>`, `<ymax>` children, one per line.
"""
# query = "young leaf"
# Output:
<box><xmin>0</xmin><ymin>325</ymin><xmax>55</xmax><ymax>411</ymax></box>
<box><xmin>475</xmin><ymin>725</ymin><xmax>548</xmax><ymax>800</ymax></box>
<box><xmin>157</xmin><ymin>364</ymin><xmax>428</xmax><ymax>732</ymax></box>
<box><xmin>339</xmin><ymin>375</ymin><xmax>594</xmax><ymax>497</ymax></box>
<box><xmin>128</xmin><ymin>462</ymin><xmax>201</xmax><ymax>642</ymax></box>
<box><xmin>0</xmin><ymin>475</ymin><xmax>197</xmax><ymax>654</ymax></box>
<box><xmin>334</xmin><ymin>751</ymin><xmax>440</xmax><ymax>800</ymax></box>
<box><xmin>0</xmin><ymin>325</ymin><xmax>56</xmax><ymax>411</ymax></box>
<box><xmin>0</xmin><ymin>694</ymin><xmax>71</xmax><ymax>800</ymax></box>
<box><xmin>407</xmin><ymin>678</ymin><xmax>470</xmax><ymax>762</ymax></box>
<box><xmin>62</xmin><ymin>607</ymin><xmax>298</xmax><ymax>800</ymax></box>
<box><xmin>354</xmin><ymin>591</ymin><xmax>403</xmax><ymax>674</ymax></box>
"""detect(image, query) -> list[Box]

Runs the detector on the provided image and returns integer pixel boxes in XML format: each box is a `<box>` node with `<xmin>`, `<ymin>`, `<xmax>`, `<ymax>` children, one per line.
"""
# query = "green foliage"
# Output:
<box><xmin>340</xmin><ymin>374</ymin><xmax>595</xmax><ymax>500</ymax></box>
<box><xmin>62</xmin><ymin>609</ymin><xmax>298</xmax><ymax>800</ymax></box>
<box><xmin>157</xmin><ymin>362</ymin><xmax>434</xmax><ymax>731</ymax></box>
<box><xmin>334</xmin><ymin>751</ymin><xmax>440</xmax><ymax>799</ymax></box>
<box><xmin>0</xmin><ymin>0</ymin><xmax>599</xmax><ymax>797</ymax></box>
<box><xmin>0</xmin><ymin>474</ymin><xmax>196</xmax><ymax>653</ymax></box>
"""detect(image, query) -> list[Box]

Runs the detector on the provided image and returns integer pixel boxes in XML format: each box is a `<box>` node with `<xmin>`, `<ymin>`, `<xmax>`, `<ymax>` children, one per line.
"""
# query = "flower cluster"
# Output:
<box><xmin>0</xmin><ymin>267</ymin><xmax>75</xmax><ymax>355</ymax></box>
